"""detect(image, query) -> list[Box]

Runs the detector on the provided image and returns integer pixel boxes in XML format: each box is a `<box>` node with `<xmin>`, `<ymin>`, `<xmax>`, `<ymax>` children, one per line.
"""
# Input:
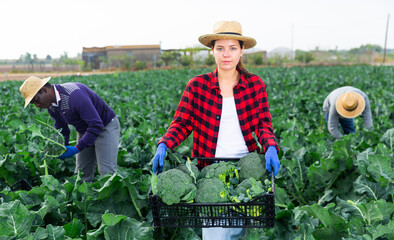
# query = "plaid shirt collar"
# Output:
<box><xmin>209</xmin><ymin>67</ymin><xmax>248</xmax><ymax>91</ymax></box>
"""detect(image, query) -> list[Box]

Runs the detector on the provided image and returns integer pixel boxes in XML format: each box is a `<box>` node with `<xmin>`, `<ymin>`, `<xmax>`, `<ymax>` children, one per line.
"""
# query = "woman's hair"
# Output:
<box><xmin>211</xmin><ymin>40</ymin><xmax>250</xmax><ymax>76</ymax></box>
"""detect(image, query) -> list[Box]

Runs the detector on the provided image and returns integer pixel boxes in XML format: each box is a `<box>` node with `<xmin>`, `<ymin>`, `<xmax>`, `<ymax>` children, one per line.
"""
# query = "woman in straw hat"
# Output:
<box><xmin>152</xmin><ymin>20</ymin><xmax>280</xmax><ymax>239</ymax></box>
<box><xmin>20</xmin><ymin>76</ymin><xmax>120</xmax><ymax>182</ymax></box>
<box><xmin>323</xmin><ymin>86</ymin><xmax>373</xmax><ymax>139</ymax></box>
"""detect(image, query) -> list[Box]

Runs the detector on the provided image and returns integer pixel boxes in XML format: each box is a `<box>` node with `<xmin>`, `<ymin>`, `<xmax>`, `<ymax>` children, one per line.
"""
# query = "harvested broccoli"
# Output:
<box><xmin>195</xmin><ymin>177</ymin><xmax>228</xmax><ymax>203</ymax></box>
<box><xmin>237</xmin><ymin>152</ymin><xmax>266</xmax><ymax>181</ymax></box>
<box><xmin>156</xmin><ymin>169</ymin><xmax>197</xmax><ymax>205</ymax></box>
<box><xmin>235</xmin><ymin>178</ymin><xmax>265</xmax><ymax>201</ymax></box>
<box><xmin>200</xmin><ymin>161</ymin><xmax>238</xmax><ymax>186</ymax></box>
<box><xmin>176</xmin><ymin>163</ymin><xmax>200</xmax><ymax>181</ymax></box>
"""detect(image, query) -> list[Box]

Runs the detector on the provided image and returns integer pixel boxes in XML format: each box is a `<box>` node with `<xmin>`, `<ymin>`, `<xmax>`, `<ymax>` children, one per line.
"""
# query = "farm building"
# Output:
<box><xmin>82</xmin><ymin>44</ymin><xmax>161</xmax><ymax>69</ymax></box>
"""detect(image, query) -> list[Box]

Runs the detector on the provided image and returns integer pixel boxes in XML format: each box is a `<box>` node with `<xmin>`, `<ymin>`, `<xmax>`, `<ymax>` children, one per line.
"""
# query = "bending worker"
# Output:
<box><xmin>20</xmin><ymin>76</ymin><xmax>120</xmax><ymax>182</ymax></box>
<box><xmin>323</xmin><ymin>86</ymin><xmax>373</xmax><ymax>139</ymax></box>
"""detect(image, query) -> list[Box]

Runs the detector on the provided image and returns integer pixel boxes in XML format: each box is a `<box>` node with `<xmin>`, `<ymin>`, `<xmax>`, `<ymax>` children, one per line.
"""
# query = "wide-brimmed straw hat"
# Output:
<box><xmin>198</xmin><ymin>21</ymin><xmax>257</xmax><ymax>49</ymax></box>
<box><xmin>336</xmin><ymin>92</ymin><xmax>365</xmax><ymax>118</ymax></box>
<box><xmin>20</xmin><ymin>76</ymin><xmax>51</xmax><ymax>108</ymax></box>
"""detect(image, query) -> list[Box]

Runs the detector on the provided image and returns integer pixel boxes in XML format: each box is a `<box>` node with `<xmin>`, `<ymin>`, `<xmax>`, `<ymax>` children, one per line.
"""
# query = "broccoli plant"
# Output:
<box><xmin>155</xmin><ymin>169</ymin><xmax>197</xmax><ymax>205</ymax></box>
<box><xmin>22</xmin><ymin>118</ymin><xmax>66</xmax><ymax>158</ymax></box>
<box><xmin>19</xmin><ymin>118</ymin><xmax>66</xmax><ymax>178</ymax></box>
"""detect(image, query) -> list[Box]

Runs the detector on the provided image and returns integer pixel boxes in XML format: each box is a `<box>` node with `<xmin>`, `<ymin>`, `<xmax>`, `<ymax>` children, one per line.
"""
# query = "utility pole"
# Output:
<box><xmin>383</xmin><ymin>14</ymin><xmax>390</xmax><ymax>64</ymax></box>
<box><xmin>291</xmin><ymin>24</ymin><xmax>294</xmax><ymax>60</ymax></box>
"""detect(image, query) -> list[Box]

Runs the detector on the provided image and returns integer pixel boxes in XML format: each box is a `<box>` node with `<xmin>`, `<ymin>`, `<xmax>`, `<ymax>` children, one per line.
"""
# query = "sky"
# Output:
<box><xmin>1</xmin><ymin>0</ymin><xmax>393</xmax><ymax>60</ymax></box>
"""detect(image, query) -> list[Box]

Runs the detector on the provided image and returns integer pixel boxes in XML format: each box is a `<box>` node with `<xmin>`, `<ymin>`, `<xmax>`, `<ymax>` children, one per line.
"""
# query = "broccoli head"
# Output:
<box><xmin>195</xmin><ymin>177</ymin><xmax>228</xmax><ymax>203</ymax></box>
<box><xmin>237</xmin><ymin>152</ymin><xmax>267</xmax><ymax>181</ymax></box>
<box><xmin>200</xmin><ymin>161</ymin><xmax>238</xmax><ymax>185</ymax></box>
<box><xmin>156</xmin><ymin>169</ymin><xmax>197</xmax><ymax>205</ymax></box>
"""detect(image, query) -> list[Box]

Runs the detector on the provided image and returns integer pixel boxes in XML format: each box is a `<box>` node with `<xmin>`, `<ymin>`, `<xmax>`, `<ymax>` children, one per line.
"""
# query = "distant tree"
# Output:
<box><xmin>160</xmin><ymin>51</ymin><xmax>181</xmax><ymax>66</ymax></box>
<box><xmin>17</xmin><ymin>55</ymin><xmax>24</xmax><ymax>63</ymax></box>
<box><xmin>46</xmin><ymin>55</ymin><xmax>52</xmax><ymax>62</ymax></box>
<box><xmin>204</xmin><ymin>54</ymin><xmax>216</xmax><ymax>66</ymax></box>
<box><xmin>295</xmin><ymin>50</ymin><xmax>314</xmax><ymax>63</ymax></box>
<box><xmin>135</xmin><ymin>60</ymin><xmax>147</xmax><ymax>70</ymax></box>
<box><xmin>33</xmin><ymin>54</ymin><xmax>38</xmax><ymax>67</ymax></box>
<box><xmin>349</xmin><ymin>44</ymin><xmax>382</xmax><ymax>54</ymax></box>
<box><xmin>24</xmin><ymin>52</ymin><xmax>32</xmax><ymax>63</ymax></box>
<box><xmin>247</xmin><ymin>53</ymin><xmax>264</xmax><ymax>65</ymax></box>
<box><xmin>22</xmin><ymin>52</ymin><xmax>34</xmax><ymax>71</ymax></box>
<box><xmin>179</xmin><ymin>55</ymin><xmax>192</xmax><ymax>67</ymax></box>
<box><xmin>60</xmin><ymin>52</ymin><xmax>69</xmax><ymax>63</ymax></box>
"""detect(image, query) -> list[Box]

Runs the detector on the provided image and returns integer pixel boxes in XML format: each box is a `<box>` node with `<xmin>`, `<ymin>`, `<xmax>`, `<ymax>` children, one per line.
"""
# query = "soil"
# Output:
<box><xmin>0</xmin><ymin>71</ymin><xmax>116</xmax><ymax>82</ymax></box>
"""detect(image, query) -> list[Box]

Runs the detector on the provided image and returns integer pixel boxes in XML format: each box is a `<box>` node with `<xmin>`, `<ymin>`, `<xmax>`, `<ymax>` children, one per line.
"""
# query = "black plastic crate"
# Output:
<box><xmin>149</xmin><ymin>155</ymin><xmax>276</xmax><ymax>228</ymax></box>
<box><xmin>149</xmin><ymin>190</ymin><xmax>275</xmax><ymax>228</ymax></box>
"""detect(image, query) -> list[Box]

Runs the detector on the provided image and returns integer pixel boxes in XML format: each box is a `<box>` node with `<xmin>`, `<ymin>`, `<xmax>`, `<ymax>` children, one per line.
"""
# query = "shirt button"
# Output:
<box><xmin>216</xmin><ymin>115</ymin><xmax>220</xmax><ymax>120</ymax></box>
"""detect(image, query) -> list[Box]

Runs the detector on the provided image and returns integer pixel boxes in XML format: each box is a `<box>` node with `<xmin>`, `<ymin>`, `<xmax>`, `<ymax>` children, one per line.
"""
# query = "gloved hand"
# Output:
<box><xmin>59</xmin><ymin>146</ymin><xmax>80</xmax><ymax>159</ymax></box>
<box><xmin>265</xmin><ymin>146</ymin><xmax>280</xmax><ymax>176</ymax></box>
<box><xmin>152</xmin><ymin>143</ymin><xmax>167</xmax><ymax>173</ymax></box>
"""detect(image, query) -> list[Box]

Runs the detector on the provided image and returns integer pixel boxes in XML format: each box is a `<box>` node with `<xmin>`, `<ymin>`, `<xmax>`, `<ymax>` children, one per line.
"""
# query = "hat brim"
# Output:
<box><xmin>23</xmin><ymin>77</ymin><xmax>51</xmax><ymax>108</ymax></box>
<box><xmin>335</xmin><ymin>92</ymin><xmax>365</xmax><ymax>119</ymax></box>
<box><xmin>198</xmin><ymin>34</ymin><xmax>256</xmax><ymax>49</ymax></box>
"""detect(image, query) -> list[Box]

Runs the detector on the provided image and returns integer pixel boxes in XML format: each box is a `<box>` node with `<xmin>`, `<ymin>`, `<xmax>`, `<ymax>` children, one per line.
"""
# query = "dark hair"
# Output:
<box><xmin>210</xmin><ymin>40</ymin><xmax>249</xmax><ymax>76</ymax></box>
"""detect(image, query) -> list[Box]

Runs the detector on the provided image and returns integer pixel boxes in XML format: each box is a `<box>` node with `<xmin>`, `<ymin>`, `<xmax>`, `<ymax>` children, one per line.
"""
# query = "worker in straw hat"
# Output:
<box><xmin>20</xmin><ymin>76</ymin><xmax>120</xmax><ymax>182</ymax></box>
<box><xmin>323</xmin><ymin>86</ymin><xmax>373</xmax><ymax>139</ymax></box>
<box><xmin>152</xmin><ymin>20</ymin><xmax>280</xmax><ymax>239</ymax></box>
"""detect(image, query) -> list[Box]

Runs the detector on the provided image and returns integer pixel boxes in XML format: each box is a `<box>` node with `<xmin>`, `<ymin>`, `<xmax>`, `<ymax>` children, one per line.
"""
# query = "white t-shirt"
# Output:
<box><xmin>215</xmin><ymin>97</ymin><xmax>249</xmax><ymax>158</ymax></box>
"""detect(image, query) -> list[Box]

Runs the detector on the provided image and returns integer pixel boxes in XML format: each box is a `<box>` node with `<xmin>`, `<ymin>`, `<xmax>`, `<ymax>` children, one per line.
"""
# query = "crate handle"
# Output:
<box><xmin>270</xmin><ymin>168</ymin><xmax>275</xmax><ymax>193</ymax></box>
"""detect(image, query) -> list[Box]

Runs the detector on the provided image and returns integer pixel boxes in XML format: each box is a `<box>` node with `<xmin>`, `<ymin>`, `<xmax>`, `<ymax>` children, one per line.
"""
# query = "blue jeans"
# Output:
<box><xmin>324</xmin><ymin>113</ymin><xmax>355</xmax><ymax>135</ymax></box>
<box><xmin>202</xmin><ymin>228</ymin><xmax>245</xmax><ymax>240</ymax></box>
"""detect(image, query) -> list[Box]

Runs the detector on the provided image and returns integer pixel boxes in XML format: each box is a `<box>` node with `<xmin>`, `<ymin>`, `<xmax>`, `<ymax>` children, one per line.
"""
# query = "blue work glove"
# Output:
<box><xmin>152</xmin><ymin>143</ymin><xmax>167</xmax><ymax>173</ymax></box>
<box><xmin>59</xmin><ymin>146</ymin><xmax>80</xmax><ymax>160</ymax></box>
<box><xmin>265</xmin><ymin>146</ymin><xmax>280</xmax><ymax>176</ymax></box>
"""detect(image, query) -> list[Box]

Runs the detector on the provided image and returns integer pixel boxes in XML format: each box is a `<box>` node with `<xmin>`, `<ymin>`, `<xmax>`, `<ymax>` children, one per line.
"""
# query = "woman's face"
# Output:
<box><xmin>212</xmin><ymin>39</ymin><xmax>244</xmax><ymax>71</ymax></box>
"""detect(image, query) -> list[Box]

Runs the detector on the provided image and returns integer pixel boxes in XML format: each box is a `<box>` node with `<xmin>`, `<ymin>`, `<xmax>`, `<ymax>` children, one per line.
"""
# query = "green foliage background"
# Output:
<box><xmin>0</xmin><ymin>65</ymin><xmax>393</xmax><ymax>239</ymax></box>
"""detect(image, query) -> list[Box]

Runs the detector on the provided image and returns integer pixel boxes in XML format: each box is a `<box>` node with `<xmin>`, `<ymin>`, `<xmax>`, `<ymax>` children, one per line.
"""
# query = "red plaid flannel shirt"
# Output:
<box><xmin>159</xmin><ymin>68</ymin><xmax>279</xmax><ymax>158</ymax></box>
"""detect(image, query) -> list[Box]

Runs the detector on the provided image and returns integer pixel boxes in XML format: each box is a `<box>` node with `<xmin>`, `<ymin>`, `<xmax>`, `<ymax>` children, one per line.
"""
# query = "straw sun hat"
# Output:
<box><xmin>198</xmin><ymin>21</ymin><xmax>257</xmax><ymax>49</ymax></box>
<box><xmin>335</xmin><ymin>92</ymin><xmax>365</xmax><ymax>118</ymax></box>
<box><xmin>20</xmin><ymin>76</ymin><xmax>51</xmax><ymax>108</ymax></box>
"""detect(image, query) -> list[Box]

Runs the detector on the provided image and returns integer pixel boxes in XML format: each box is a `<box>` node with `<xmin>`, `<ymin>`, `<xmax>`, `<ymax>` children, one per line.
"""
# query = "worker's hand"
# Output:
<box><xmin>152</xmin><ymin>143</ymin><xmax>167</xmax><ymax>173</ymax></box>
<box><xmin>265</xmin><ymin>146</ymin><xmax>280</xmax><ymax>176</ymax></box>
<box><xmin>59</xmin><ymin>146</ymin><xmax>80</xmax><ymax>159</ymax></box>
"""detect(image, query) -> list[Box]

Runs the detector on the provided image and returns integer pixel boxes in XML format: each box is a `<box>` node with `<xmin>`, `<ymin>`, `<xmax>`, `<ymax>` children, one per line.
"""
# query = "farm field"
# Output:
<box><xmin>0</xmin><ymin>66</ymin><xmax>393</xmax><ymax>239</ymax></box>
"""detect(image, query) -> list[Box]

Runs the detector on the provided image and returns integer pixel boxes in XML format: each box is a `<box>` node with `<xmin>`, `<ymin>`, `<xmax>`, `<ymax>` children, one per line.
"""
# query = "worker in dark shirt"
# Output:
<box><xmin>20</xmin><ymin>76</ymin><xmax>120</xmax><ymax>182</ymax></box>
